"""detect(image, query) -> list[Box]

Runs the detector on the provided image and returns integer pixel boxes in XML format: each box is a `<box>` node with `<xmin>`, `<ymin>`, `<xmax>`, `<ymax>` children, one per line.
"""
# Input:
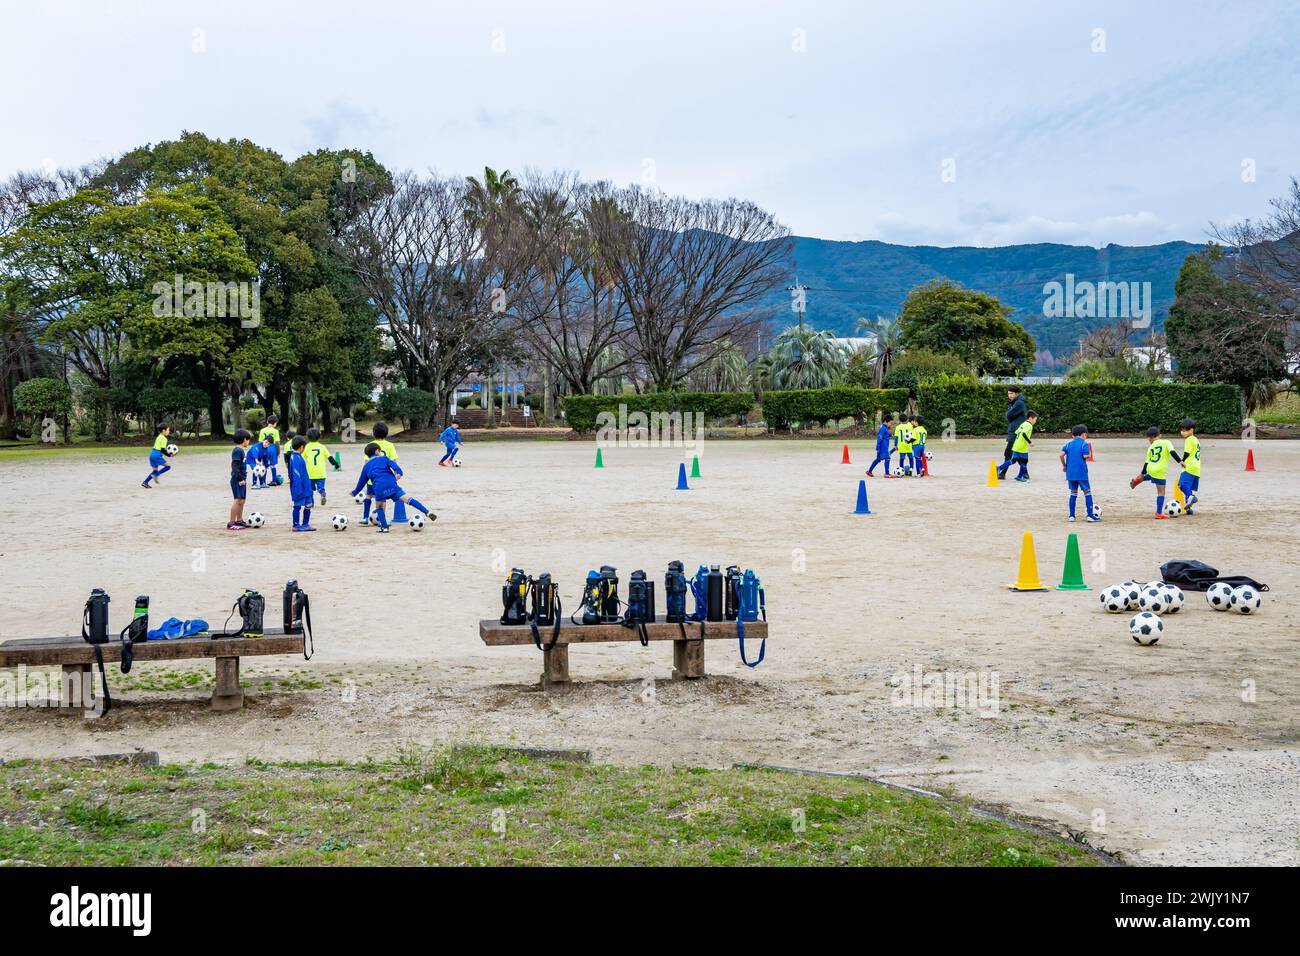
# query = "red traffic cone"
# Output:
<box><xmin>1245</xmin><ymin>449</ymin><xmax>1256</xmax><ymax>472</ymax></box>
<box><xmin>841</xmin><ymin>444</ymin><xmax>851</xmax><ymax>464</ymax></box>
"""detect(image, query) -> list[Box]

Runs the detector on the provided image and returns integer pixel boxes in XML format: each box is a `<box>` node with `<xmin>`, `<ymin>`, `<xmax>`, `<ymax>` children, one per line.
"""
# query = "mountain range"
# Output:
<box><xmin>776</xmin><ymin>237</ymin><xmax>1205</xmax><ymax>370</ymax></box>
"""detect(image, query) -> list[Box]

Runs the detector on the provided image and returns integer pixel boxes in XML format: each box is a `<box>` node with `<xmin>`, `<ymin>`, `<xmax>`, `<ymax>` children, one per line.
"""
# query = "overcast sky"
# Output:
<box><xmin>5</xmin><ymin>0</ymin><xmax>1297</xmax><ymax>247</ymax></box>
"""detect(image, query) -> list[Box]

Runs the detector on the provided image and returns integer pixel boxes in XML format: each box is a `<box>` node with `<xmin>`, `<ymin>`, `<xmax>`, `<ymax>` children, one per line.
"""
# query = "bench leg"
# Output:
<box><xmin>211</xmin><ymin>656</ymin><xmax>244</xmax><ymax>711</ymax></box>
<box><xmin>540</xmin><ymin>645</ymin><xmax>571</xmax><ymax>692</ymax></box>
<box><xmin>672</xmin><ymin>637</ymin><xmax>706</xmax><ymax>680</ymax></box>
<box><xmin>59</xmin><ymin>663</ymin><xmax>94</xmax><ymax>714</ymax></box>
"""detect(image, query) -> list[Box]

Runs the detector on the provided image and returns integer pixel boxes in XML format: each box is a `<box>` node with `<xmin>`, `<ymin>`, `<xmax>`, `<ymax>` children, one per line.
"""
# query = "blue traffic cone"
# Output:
<box><xmin>851</xmin><ymin>479</ymin><xmax>873</xmax><ymax>515</ymax></box>
<box><xmin>393</xmin><ymin>498</ymin><xmax>409</xmax><ymax>523</ymax></box>
<box><xmin>676</xmin><ymin>462</ymin><xmax>690</xmax><ymax>490</ymax></box>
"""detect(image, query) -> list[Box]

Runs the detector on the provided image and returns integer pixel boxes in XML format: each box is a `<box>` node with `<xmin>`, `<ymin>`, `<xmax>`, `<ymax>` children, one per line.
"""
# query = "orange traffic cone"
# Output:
<box><xmin>1085</xmin><ymin>441</ymin><xmax>1095</xmax><ymax>462</ymax></box>
<box><xmin>841</xmin><ymin>444</ymin><xmax>851</xmax><ymax>464</ymax></box>
<box><xmin>1008</xmin><ymin>531</ymin><xmax>1049</xmax><ymax>592</ymax></box>
<box><xmin>1244</xmin><ymin>449</ymin><xmax>1256</xmax><ymax>472</ymax></box>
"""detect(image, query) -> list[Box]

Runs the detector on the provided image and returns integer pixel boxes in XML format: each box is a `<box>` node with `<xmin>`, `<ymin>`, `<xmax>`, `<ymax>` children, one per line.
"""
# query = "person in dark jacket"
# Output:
<box><xmin>997</xmin><ymin>386</ymin><xmax>1028</xmax><ymax>479</ymax></box>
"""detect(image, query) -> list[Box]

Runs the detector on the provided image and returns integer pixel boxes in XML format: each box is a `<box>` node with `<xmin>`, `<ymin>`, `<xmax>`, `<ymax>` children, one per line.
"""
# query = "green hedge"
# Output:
<box><xmin>916</xmin><ymin>381</ymin><xmax>1244</xmax><ymax>435</ymax></box>
<box><xmin>562</xmin><ymin>391</ymin><xmax>754</xmax><ymax>433</ymax></box>
<box><xmin>761</xmin><ymin>386</ymin><xmax>909</xmax><ymax>430</ymax></box>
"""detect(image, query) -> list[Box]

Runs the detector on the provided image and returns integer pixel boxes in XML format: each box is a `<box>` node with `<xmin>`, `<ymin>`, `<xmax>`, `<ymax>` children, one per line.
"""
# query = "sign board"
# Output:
<box><xmin>522</xmin><ymin>404</ymin><xmax>531</xmax><ymax>418</ymax></box>
<box><xmin>471</xmin><ymin>383</ymin><xmax>481</xmax><ymax>392</ymax></box>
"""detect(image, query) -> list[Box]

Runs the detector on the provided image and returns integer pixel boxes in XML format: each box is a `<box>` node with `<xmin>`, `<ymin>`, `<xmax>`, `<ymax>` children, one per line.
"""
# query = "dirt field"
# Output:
<box><xmin>1</xmin><ymin>436</ymin><xmax>1296</xmax><ymax>865</ymax></box>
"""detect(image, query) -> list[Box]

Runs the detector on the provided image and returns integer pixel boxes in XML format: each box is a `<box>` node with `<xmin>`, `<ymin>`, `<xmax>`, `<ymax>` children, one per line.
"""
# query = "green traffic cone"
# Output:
<box><xmin>594</xmin><ymin>447</ymin><xmax>604</xmax><ymax>469</ymax></box>
<box><xmin>690</xmin><ymin>454</ymin><xmax>701</xmax><ymax>478</ymax></box>
<box><xmin>1056</xmin><ymin>532</ymin><xmax>1090</xmax><ymax>590</ymax></box>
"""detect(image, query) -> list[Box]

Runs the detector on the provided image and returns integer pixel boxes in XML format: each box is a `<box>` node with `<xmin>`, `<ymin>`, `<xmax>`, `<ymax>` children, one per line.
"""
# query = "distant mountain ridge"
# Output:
<box><xmin>775</xmin><ymin>236</ymin><xmax>1205</xmax><ymax>368</ymax></box>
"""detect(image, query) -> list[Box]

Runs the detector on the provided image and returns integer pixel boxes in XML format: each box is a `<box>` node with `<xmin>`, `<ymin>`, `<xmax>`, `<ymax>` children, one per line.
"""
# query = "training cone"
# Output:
<box><xmin>1085</xmin><ymin>441</ymin><xmax>1095</xmax><ymax>462</ymax></box>
<box><xmin>841</xmin><ymin>444</ymin><xmax>851</xmax><ymax>464</ymax></box>
<box><xmin>1056</xmin><ymin>532</ymin><xmax>1089</xmax><ymax>590</ymax></box>
<box><xmin>594</xmin><ymin>447</ymin><xmax>604</xmax><ymax>469</ymax></box>
<box><xmin>1008</xmin><ymin>531</ymin><xmax>1049</xmax><ymax>591</ymax></box>
<box><xmin>690</xmin><ymin>454</ymin><xmax>701</xmax><ymax>478</ymax></box>
<box><xmin>851</xmin><ymin>479</ymin><xmax>873</xmax><ymax>515</ymax></box>
<box><xmin>1244</xmin><ymin>449</ymin><xmax>1256</xmax><ymax>472</ymax></box>
<box><xmin>1172</xmin><ymin>482</ymin><xmax>1186</xmax><ymax>507</ymax></box>
<box><xmin>986</xmin><ymin>460</ymin><xmax>1001</xmax><ymax>487</ymax></box>
<box><xmin>676</xmin><ymin>462</ymin><xmax>689</xmax><ymax>490</ymax></box>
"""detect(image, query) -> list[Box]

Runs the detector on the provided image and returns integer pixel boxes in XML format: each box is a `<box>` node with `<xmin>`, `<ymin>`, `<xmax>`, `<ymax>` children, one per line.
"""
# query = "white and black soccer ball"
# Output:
<box><xmin>1129</xmin><ymin>611</ymin><xmax>1163</xmax><ymax>645</ymax></box>
<box><xmin>246</xmin><ymin>512</ymin><xmax>265</xmax><ymax>528</ymax></box>
<box><xmin>452</xmin><ymin>458</ymin><xmax>462</xmax><ymax>467</ymax></box>
<box><xmin>330</xmin><ymin>513</ymin><xmax>349</xmax><ymax>531</ymax></box>
<box><xmin>1230</xmin><ymin>585</ymin><xmax>1262</xmax><ymax>615</ymax></box>
<box><xmin>1099</xmin><ymin>585</ymin><xmax>1128</xmax><ymax>613</ymax></box>
<box><xmin>253</xmin><ymin>464</ymin><xmax>268</xmax><ymax>479</ymax></box>
<box><xmin>1090</xmin><ymin>504</ymin><xmax>1102</xmax><ymax>520</ymax></box>
<box><xmin>1159</xmin><ymin>584</ymin><xmax>1185</xmax><ymax>614</ymax></box>
<box><xmin>408</xmin><ymin>512</ymin><xmax>426</xmax><ymax>531</ymax></box>
<box><xmin>1206</xmin><ymin>582</ymin><xmax>1234</xmax><ymax>611</ymax></box>
<box><xmin>166</xmin><ymin>443</ymin><xmax>179</xmax><ymax>456</ymax></box>
<box><xmin>353</xmin><ymin>491</ymin><xmax>366</xmax><ymax>504</ymax></box>
<box><xmin>1137</xmin><ymin>585</ymin><xmax>1170</xmax><ymax>614</ymax></box>
<box><xmin>1164</xmin><ymin>499</ymin><xmax>1183</xmax><ymax>517</ymax></box>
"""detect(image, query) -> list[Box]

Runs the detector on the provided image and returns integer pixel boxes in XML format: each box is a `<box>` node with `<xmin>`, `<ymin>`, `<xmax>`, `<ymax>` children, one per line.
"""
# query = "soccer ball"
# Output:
<box><xmin>1099</xmin><ymin>585</ymin><xmax>1128</xmax><ymax>613</ymax></box>
<box><xmin>166</xmin><ymin>443</ymin><xmax>178</xmax><ymax>456</ymax></box>
<box><xmin>1230</xmin><ymin>585</ymin><xmax>1262</xmax><ymax>615</ymax></box>
<box><xmin>452</xmin><ymin>458</ymin><xmax>462</xmax><ymax>467</ymax></box>
<box><xmin>353</xmin><ymin>491</ymin><xmax>366</xmax><ymax>504</ymax></box>
<box><xmin>1118</xmin><ymin>581</ymin><xmax>1142</xmax><ymax>610</ymax></box>
<box><xmin>1206</xmin><ymin>582</ymin><xmax>1234</xmax><ymax>611</ymax></box>
<box><xmin>1137</xmin><ymin>585</ymin><xmax>1170</xmax><ymax>614</ymax></box>
<box><xmin>408</xmin><ymin>512</ymin><xmax>426</xmax><ymax>531</ymax></box>
<box><xmin>1090</xmin><ymin>504</ymin><xmax>1102</xmax><ymax>520</ymax></box>
<box><xmin>1129</xmin><ymin>611</ymin><xmax>1163</xmax><ymax>645</ymax></box>
<box><xmin>246</xmin><ymin>512</ymin><xmax>265</xmax><ymax>528</ymax></box>
<box><xmin>1159</xmin><ymin>584</ymin><xmax>1185</xmax><ymax>614</ymax></box>
<box><xmin>330</xmin><ymin>513</ymin><xmax>349</xmax><ymax>531</ymax></box>
<box><xmin>253</xmin><ymin>464</ymin><xmax>268</xmax><ymax>479</ymax></box>
<box><xmin>1164</xmin><ymin>499</ymin><xmax>1183</xmax><ymax>517</ymax></box>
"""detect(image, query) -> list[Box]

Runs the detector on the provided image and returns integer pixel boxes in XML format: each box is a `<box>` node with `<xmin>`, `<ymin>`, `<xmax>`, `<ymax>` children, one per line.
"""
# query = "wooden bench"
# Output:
<box><xmin>0</xmin><ymin>629</ymin><xmax>309</xmax><ymax>714</ymax></box>
<box><xmin>479</xmin><ymin>617</ymin><xmax>769</xmax><ymax>690</ymax></box>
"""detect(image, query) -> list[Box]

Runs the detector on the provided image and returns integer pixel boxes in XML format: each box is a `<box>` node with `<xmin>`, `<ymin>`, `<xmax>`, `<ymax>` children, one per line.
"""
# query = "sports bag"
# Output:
<box><xmin>1159</xmin><ymin>560</ymin><xmax>1268</xmax><ymax>593</ymax></box>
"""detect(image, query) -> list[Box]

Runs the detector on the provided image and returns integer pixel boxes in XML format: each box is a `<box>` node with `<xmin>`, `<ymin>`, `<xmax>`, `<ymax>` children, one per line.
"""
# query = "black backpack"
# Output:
<box><xmin>1159</xmin><ymin>560</ymin><xmax>1268</xmax><ymax>593</ymax></box>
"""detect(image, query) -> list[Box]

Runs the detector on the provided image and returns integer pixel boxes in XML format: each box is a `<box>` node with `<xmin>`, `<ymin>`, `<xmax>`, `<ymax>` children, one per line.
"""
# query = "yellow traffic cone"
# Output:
<box><xmin>987</xmin><ymin>460</ymin><xmax>1001</xmax><ymax>487</ymax></box>
<box><xmin>1008</xmin><ymin>531</ymin><xmax>1049</xmax><ymax>591</ymax></box>
<box><xmin>1172</xmin><ymin>482</ymin><xmax>1186</xmax><ymax>507</ymax></box>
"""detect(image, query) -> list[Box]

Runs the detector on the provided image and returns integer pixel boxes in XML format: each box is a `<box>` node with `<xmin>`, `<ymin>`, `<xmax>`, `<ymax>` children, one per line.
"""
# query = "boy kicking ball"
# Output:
<box><xmin>349</xmin><ymin>442</ymin><xmax>436</xmax><ymax>532</ymax></box>
<box><xmin>437</xmin><ymin>419</ymin><xmax>462</xmax><ymax>467</ymax></box>
<box><xmin>1060</xmin><ymin>424</ymin><xmax>1099</xmax><ymax>522</ymax></box>
<box><xmin>1130</xmin><ymin>425</ymin><xmax>1174</xmax><ymax>518</ymax></box>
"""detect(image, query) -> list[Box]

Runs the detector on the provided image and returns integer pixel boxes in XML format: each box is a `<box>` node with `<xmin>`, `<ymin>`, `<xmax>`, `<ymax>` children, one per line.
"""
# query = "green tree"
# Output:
<box><xmin>13</xmin><ymin>376</ymin><xmax>72</xmax><ymax>441</ymax></box>
<box><xmin>897</xmin><ymin>280</ymin><xmax>1035</xmax><ymax>376</ymax></box>
<box><xmin>1166</xmin><ymin>247</ymin><xmax>1288</xmax><ymax>412</ymax></box>
<box><xmin>766</xmin><ymin>326</ymin><xmax>849</xmax><ymax>389</ymax></box>
<box><xmin>881</xmin><ymin>347</ymin><xmax>976</xmax><ymax>393</ymax></box>
<box><xmin>854</xmin><ymin>315</ymin><xmax>903</xmax><ymax>386</ymax></box>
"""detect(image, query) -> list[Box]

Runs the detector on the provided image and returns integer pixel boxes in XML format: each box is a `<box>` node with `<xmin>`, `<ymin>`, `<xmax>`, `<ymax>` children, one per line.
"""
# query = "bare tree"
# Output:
<box><xmin>338</xmin><ymin>171</ymin><xmax>524</xmax><ymax>430</ymax></box>
<box><xmin>586</xmin><ymin>185</ymin><xmax>792</xmax><ymax>390</ymax></box>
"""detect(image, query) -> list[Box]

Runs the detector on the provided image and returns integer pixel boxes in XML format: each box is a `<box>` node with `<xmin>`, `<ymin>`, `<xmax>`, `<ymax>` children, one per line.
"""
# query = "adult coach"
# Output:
<box><xmin>997</xmin><ymin>385</ymin><xmax>1028</xmax><ymax>479</ymax></box>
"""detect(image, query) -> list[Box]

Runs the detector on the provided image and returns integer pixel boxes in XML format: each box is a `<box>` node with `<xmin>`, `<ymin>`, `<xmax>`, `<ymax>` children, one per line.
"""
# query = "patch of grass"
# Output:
<box><xmin>1256</xmin><ymin>391</ymin><xmax>1300</xmax><ymax>424</ymax></box>
<box><xmin>0</xmin><ymin>749</ymin><xmax>1102</xmax><ymax>867</ymax></box>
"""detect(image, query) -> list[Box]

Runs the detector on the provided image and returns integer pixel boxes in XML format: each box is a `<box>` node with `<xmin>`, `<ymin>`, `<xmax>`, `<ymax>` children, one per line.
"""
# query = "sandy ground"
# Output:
<box><xmin>1</xmin><ymin>436</ymin><xmax>1297</xmax><ymax>865</ymax></box>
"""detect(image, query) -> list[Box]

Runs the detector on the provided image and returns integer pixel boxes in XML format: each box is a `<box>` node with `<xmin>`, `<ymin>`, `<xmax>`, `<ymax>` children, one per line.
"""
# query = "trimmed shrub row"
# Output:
<box><xmin>916</xmin><ymin>381</ymin><xmax>1244</xmax><ymax>435</ymax></box>
<box><xmin>760</xmin><ymin>386</ymin><xmax>909</xmax><ymax>430</ymax></box>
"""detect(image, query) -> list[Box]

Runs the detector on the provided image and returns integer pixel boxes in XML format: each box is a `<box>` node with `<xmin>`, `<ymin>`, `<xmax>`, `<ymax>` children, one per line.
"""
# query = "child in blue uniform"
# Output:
<box><xmin>437</xmin><ymin>420</ymin><xmax>462</xmax><ymax>466</ymax></box>
<box><xmin>142</xmin><ymin>422</ymin><xmax>174</xmax><ymax>488</ymax></box>
<box><xmin>866</xmin><ymin>414</ymin><xmax>894</xmax><ymax>477</ymax></box>
<box><xmin>1059</xmin><ymin>424</ymin><xmax>1099</xmax><ymax>522</ymax></box>
<box><xmin>288</xmin><ymin>435</ymin><xmax>315</xmax><ymax>532</ymax></box>
<box><xmin>258</xmin><ymin>415</ymin><xmax>283</xmax><ymax>485</ymax></box>
<box><xmin>349</xmin><ymin>443</ymin><xmax>436</xmax><ymax>532</ymax></box>
<box><xmin>228</xmin><ymin>429</ymin><xmax>252</xmax><ymax>530</ymax></box>
<box><xmin>248</xmin><ymin>435</ymin><xmax>274</xmax><ymax>489</ymax></box>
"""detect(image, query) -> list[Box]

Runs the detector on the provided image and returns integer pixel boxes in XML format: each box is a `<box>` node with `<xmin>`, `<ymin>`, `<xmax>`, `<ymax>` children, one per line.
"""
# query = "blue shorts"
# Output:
<box><xmin>1179</xmin><ymin>473</ymin><xmax>1200</xmax><ymax>494</ymax></box>
<box><xmin>1068</xmin><ymin>480</ymin><xmax>1091</xmax><ymax>492</ymax></box>
<box><xmin>263</xmin><ymin>445</ymin><xmax>280</xmax><ymax>465</ymax></box>
<box><xmin>292</xmin><ymin>493</ymin><xmax>314</xmax><ymax>508</ymax></box>
<box><xmin>1141</xmin><ymin>473</ymin><xmax>1166</xmax><ymax>488</ymax></box>
<box><xmin>230</xmin><ymin>477</ymin><xmax>246</xmax><ymax>499</ymax></box>
<box><xmin>311</xmin><ymin>478</ymin><xmax>326</xmax><ymax>492</ymax></box>
<box><xmin>913</xmin><ymin>444</ymin><xmax>925</xmax><ymax>459</ymax></box>
<box><xmin>1012</xmin><ymin>452</ymin><xmax>1028</xmax><ymax>462</ymax></box>
<box><xmin>374</xmin><ymin>484</ymin><xmax>405</xmax><ymax>502</ymax></box>
<box><xmin>149</xmin><ymin>449</ymin><xmax>167</xmax><ymax>467</ymax></box>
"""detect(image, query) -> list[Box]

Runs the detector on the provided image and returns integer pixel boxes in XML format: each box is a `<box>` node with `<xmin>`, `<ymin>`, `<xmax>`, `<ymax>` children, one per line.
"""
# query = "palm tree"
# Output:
<box><xmin>688</xmin><ymin>338</ymin><xmax>752</xmax><ymax>393</ymax></box>
<box><xmin>855</xmin><ymin>315</ymin><xmax>903</xmax><ymax>387</ymax></box>
<box><xmin>767</xmin><ymin>325</ymin><xmax>849</xmax><ymax>389</ymax></box>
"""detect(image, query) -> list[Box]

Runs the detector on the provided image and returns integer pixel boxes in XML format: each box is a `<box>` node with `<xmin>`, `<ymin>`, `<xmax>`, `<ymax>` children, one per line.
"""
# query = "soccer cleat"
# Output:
<box><xmin>1154</xmin><ymin>513</ymin><xmax>1168</xmax><ymax>519</ymax></box>
<box><xmin>320</xmin><ymin>493</ymin><xmax>327</xmax><ymax>505</ymax></box>
<box><xmin>1015</xmin><ymin>475</ymin><xmax>1029</xmax><ymax>482</ymax></box>
<box><xmin>1068</xmin><ymin>516</ymin><xmax>1076</xmax><ymax>522</ymax></box>
<box><xmin>141</xmin><ymin>481</ymin><xmax>151</xmax><ymax>489</ymax></box>
<box><xmin>376</xmin><ymin>525</ymin><xmax>390</xmax><ymax>533</ymax></box>
<box><xmin>359</xmin><ymin>518</ymin><xmax>370</xmax><ymax>526</ymax></box>
<box><xmin>1086</xmin><ymin>514</ymin><xmax>1100</xmax><ymax>522</ymax></box>
<box><xmin>1129</xmin><ymin>475</ymin><xmax>1142</xmax><ymax>489</ymax></box>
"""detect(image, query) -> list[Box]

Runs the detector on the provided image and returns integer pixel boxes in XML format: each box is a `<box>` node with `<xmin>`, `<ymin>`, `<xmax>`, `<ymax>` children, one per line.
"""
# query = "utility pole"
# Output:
<box><xmin>786</xmin><ymin>277</ymin><xmax>807</xmax><ymax>331</ymax></box>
